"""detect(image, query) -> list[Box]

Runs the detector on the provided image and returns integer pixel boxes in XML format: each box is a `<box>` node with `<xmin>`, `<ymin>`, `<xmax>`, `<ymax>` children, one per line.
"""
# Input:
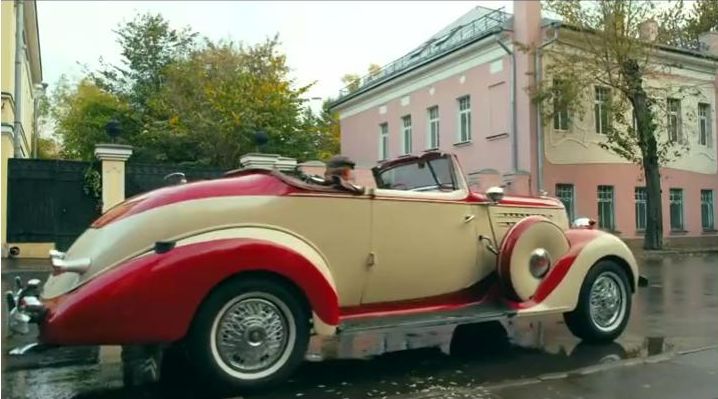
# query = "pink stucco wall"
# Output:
<box><xmin>545</xmin><ymin>162</ymin><xmax>718</xmax><ymax>238</ymax></box>
<box><xmin>340</xmin><ymin>54</ymin><xmax>514</xmax><ymax>178</ymax></box>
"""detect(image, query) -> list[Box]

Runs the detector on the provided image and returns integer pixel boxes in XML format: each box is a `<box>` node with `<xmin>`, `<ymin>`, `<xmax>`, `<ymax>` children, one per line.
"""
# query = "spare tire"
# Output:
<box><xmin>497</xmin><ymin>216</ymin><xmax>570</xmax><ymax>301</ymax></box>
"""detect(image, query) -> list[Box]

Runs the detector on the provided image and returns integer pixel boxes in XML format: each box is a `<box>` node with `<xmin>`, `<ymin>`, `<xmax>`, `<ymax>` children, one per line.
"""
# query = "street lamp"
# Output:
<box><xmin>105</xmin><ymin>118</ymin><xmax>121</xmax><ymax>143</ymax></box>
<box><xmin>254</xmin><ymin>130</ymin><xmax>269</xmax><ymax>153</ymax></box>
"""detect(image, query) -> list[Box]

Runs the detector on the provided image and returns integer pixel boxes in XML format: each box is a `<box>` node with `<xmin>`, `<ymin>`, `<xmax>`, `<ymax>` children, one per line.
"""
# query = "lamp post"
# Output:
<box><xmin>254</xmin><ymin>130</ymin><xmax>269</xmax><ymax>153</ymax></box>
<box><xmin>105</xmin><ymin>118</ymin><xmax>121</xmax><ymax>143</ymax></box>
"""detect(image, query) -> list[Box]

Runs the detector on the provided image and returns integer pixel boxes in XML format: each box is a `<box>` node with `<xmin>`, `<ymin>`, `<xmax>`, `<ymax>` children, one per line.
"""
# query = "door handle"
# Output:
<box><xmin>464</xmin><ymin>214</ymin><xmax>475</xmax><ymax>223</ymax></box>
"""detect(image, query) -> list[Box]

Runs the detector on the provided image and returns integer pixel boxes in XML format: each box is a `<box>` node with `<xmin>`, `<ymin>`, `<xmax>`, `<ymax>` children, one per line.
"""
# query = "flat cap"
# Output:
<box><xmin>326</xmin><ymin>155</ymin><xmax>356</xmax><ymax>169</ymax></box>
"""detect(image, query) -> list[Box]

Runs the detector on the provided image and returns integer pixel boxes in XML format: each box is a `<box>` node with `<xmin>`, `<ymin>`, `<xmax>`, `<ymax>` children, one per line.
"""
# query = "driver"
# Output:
<box><xmin>324</xmin><ymin>155</ymin><xmax>356</xmax><ymax>183</ymax></box>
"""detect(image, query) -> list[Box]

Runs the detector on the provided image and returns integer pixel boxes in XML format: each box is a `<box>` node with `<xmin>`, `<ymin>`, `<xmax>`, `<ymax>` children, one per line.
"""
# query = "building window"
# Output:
<box><xmin>635</xmin><ymin>187</ymin><xmax>647</xmax><ymax>231</ymax></box>
<box><xmin>669</xmin><ymin>188</ymin><xmax>684</xmax><ymax>231</ymax></box>
<box><xmin>597</xmin><ymin>185</ymin><xmax>615</xmax><ymax>230</ymax></box>
<box><xmin>553</xmin><ymin>79</ymin><xmax>569</xmax><ymax>131</ymax></box>
<box><xmin>702</xmin><ymin>189</ymin><xmax>715</xmax><ymax>231</ymax></box>
<box><xmin>667</xmin><ymin>98</ymin><xmax>681</xmax><ymax>142</ymax></box>
<box><xmin>594</xmin><ymin>86</ymin><xmax>610</xmax><ymax>134</ymax></box>
<box><xmin>427</xmin><ymin>106</ymin><xmax>440</xmax><ymax>149</ymax></box>
<box><xmin>379</xmin><ymin>123</ymin><xmax>389</xmax><ymax>160</ymax></box>
<box><xmin>401</xmin><ymin>115</ymin><xmax>412</xmax><ymax>155</ymax></box>
<box><xmin>699</xmin><ymin>103</ymin><xmax>712</xmax><ymax>147</ymax></box>
<box><xmin>457</xmin><ymin>96</ymin><xmax>471</xmax><ymax>142</ymax></box>
<box><xmin>555</xmin><ymin>184</ymin><xmax>575</xmax><ymax>221</ymax></box>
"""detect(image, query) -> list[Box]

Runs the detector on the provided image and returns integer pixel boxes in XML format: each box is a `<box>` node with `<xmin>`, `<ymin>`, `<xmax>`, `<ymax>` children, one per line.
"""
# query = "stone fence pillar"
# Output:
<box><xmin>94</xmin><ymin>144</ymin><xmax>132</xmax><ymax>212</ymax></box>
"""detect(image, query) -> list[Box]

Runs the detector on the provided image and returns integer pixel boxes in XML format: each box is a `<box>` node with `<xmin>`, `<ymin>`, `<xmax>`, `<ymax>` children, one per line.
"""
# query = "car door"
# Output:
<box><xmin>360</xmin><ymin>192</ymin><xmax>481</xmax><ymax>304</ymax></box>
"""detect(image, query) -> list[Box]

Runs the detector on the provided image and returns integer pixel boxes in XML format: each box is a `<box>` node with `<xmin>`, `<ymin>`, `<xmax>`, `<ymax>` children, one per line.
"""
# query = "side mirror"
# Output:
<box><xmin>486</xmin><ymin>186</ymin><xmax>504</xmax><ymax>203</ymax></box>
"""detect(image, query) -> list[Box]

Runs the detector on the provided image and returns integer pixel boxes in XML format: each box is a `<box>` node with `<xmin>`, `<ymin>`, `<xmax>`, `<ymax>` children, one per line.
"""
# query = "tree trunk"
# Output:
<box><xmin>623</xmin><ymin>59</ymin><xmax>663</xmax><ymax>250</ymax></box>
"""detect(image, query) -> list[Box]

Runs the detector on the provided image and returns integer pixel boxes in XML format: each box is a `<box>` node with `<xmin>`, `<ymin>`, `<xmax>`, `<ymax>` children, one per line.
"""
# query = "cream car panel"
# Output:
<box><xmin>43</xmin><ymin>196</ymin><xmax>372</xmax><ymax>307</ymax></box>
<box><xmin>363</xmin><ymin>198</ymin><xmax>480</xmax><ymax>303</ymax></box>
<box><xmin>517</xmin><ymin>232</ymin><xmax>638</xmax><ymax>317</ymax></box>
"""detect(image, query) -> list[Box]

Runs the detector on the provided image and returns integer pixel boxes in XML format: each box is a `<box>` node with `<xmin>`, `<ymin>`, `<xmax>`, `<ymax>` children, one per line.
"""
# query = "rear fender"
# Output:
<box><xmin>515</xmin><ymin>230</ymin><xmax>638</xmax><ymax>315</ymax></box>
<box><xmin>41</xmin><ymin>227</ymin><xmax>338</xmax><ymax>345</ymax></box>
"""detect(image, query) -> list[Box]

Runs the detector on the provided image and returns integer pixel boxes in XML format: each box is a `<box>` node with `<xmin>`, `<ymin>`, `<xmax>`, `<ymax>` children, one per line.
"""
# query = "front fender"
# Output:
<box><xmin>515</xmin><ymin>229</ymin><xmax>638</xmax><ymax>315</ymax></box>
<box><xmin>40</xmin><ymin>227</ymin><xmax>339</xmax><ymax>345</ymax></box>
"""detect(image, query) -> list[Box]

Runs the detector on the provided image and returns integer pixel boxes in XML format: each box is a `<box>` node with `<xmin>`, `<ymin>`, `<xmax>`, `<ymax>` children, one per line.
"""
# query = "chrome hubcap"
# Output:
<box><xmin>589</xmin><ymin>271</ymin><xmax>626</xmax><ymax>332</ymax></box>
<box><xmin>214</xmin><ymin>296</ymin><xmax>289</xmax><ymax>373</ymax></box>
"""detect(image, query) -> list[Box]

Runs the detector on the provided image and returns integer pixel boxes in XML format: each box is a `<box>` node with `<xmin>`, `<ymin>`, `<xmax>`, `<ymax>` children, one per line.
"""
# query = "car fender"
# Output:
<box><xmin>515</xmin><ymin>229</ymin><xmax>638</xmax><ymax>316</ymax></box>
<box><xmin>40</xmin><ymin>226</ymin><xmax>339</xmax><ymax>345</ymax></box>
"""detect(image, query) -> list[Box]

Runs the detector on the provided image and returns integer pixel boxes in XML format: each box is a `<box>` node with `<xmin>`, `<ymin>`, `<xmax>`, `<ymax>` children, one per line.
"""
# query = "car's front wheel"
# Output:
<box><xmin>564</xmin><ymin>260</ymin><xmax>631</xmax><ymax>343</ymax></box>
<box><xmin>187</xmin><ymin>277</ymin><xmax>310</xmax><ymax>393</ymax></box>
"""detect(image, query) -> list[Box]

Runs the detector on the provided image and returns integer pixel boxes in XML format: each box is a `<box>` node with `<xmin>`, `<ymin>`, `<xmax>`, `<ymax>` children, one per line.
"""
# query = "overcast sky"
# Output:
<box><xmin>37</xmin><ymin>1</ymin><xmax>513</xmax><ymax>103</ymax></box>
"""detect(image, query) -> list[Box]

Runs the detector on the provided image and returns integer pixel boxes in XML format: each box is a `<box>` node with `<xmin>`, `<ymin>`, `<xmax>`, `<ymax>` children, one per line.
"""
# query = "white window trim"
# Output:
<box><xmin>427</xmin><ymin>106</ymin><xmax>440</xmax><ymax>150</ymax></box>
<box><xmin>378</xmin><ymin>123</ymin><xmax>389</xmax><ymax>161</ymax></box>
<box><xmin>401</xmin><ymin>115</ymin><xmax>412</xmax><ymax>155</ymax></box>
<box><xmin>457</xmin><ymin>96</ymin><xmax>471</xmax><ymax>143</ymax></box>
<box><xmin>594</xmin><ymin>86</ymin><xmax>610</xmax><ymax>135</ymax></box>
<box><xmin>667</xmin><ymin>98</ymin><xmax>682</xmax><ymax>142</ymax></box>
<box><xmin>698</xmin><ymin>103</ymin><xmax>712</xmax><ymax>148</ymax></box>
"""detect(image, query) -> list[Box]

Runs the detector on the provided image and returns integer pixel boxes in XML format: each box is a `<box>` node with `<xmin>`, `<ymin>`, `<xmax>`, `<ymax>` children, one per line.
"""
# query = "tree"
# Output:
<box><xmin>91</xmin><ymin>12</ymin><xmax>197</xmax><ymax>111</ymax></box>
<box><xmin>341</xmin><ymin>73</ymin><xmax>361</xmax><ymax>93</ymax></box>
<box><xmin>533</xmin><ymin>1</ymin><xmax>712</xmax><ymax>249</ymax></box>
<box><xmin>152</xmin><ymin>37</ymin><xmax>325</xmax><ymax>168</ymax></box>
<box><xmin>51</xmin><ymin>77</ymin><xmax>131</xmax><ymax>160</ymax></box>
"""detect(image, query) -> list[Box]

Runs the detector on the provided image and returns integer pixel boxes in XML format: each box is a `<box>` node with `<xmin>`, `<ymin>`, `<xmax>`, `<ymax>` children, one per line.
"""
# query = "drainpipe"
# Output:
<box><xmin>13</xmin><ymin>0</ymin><xmax>25</xmax><ymax>157</ymax></box>
<box><xmin>495</xmin><ymin>34</ymin><xmax>518</xmax><ymax>172</ymax></box>
<box><xmin>534</xmin><ymin>25</ymin><xmax>559</xmax><ymax>195</ymax></box>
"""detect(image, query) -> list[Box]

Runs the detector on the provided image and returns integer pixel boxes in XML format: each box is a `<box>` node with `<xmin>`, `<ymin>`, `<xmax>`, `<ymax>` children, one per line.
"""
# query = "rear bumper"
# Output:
<box><xmin>5</xmin><ymin>276</ymin><xmax>46</xmax><ymax>335</ymax></box>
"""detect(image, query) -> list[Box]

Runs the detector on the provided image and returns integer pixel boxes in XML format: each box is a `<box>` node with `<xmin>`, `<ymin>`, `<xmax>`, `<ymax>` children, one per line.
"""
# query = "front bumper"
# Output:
<box><xmin>5</xmin><ymin>276</ymin><xmax>46</xmax><ymax>335</ymax></box>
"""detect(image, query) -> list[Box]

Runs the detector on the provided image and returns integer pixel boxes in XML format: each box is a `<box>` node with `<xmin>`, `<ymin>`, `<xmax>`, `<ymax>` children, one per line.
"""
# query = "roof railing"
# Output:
<box><xmin>337</xmin><ymin>7</ymin><xmax>510</xmax><ymax>100</ymax></box>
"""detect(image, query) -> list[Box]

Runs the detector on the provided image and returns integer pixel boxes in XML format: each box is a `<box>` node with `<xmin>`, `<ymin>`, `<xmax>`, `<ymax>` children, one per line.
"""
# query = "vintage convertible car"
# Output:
<box><xmin>7</xmin><ymin>152</ymin><xmax>640</xmax><ymax>392</ymax></box>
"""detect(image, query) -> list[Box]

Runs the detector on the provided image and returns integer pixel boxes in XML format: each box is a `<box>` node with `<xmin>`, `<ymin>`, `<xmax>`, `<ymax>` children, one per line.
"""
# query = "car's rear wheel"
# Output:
<box><xmin>564</xmin><ymin>260</ymin><xmax>631</xmax><ymax>343</ymax></box>
<box><xmin>186</xmin><ymin>277</ymin><xmax>309</xmax><ymax>393</ymax></box>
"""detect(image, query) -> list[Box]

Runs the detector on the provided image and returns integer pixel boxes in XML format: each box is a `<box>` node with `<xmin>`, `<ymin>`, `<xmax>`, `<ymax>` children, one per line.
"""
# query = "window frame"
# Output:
<box><xmin>553</xmin><ymin>79</ymin><xmax>570</xmax><ymax>131</ymax></box>
<box><xmin>594</xmin><ymin>86</ymin><xmax>610</xmax><ymax>135</ymax></box>
<box><xmin>667</xmin><ymin>98</ymin><xmax>682</xmax><ymax>142</ymax></box>
<box><xmin>698</xmin><ymin>103</ymin><xmax>712</xmax><ymax>148</ymax></box>
<box><xmin>457</xmin><ymin>96</ymin><xmax>472</xmax><ymax>143</ymax></box>
<box><xmin>597</xmin><ymin>185</ymin><xmax>615</xmax><ymax>231</ymax></box>
<box><xmin>427</xmin><ymin>106</ymin><xmax>440</xmax><ymax>150</ymax></box>
<box><xmin>701</xmin><ymin>189</ymin><xmax>715</xmax><ymax>231</ymax></box>
<box><xmin>669</xmin><ymin>188</ymin><xmax>684</xmax><ymax>231</ymax></box>
<box><xmin>634</xmin><ymin>186</ymin><xmax>647</xmax><ymax>232</ymax></box>
<box><xmin>555</xmin><ymin>183</ymin><xmax>575</xmax><ymax>221</ymax></box>
<box><xmin>401</xmin><ymin>115</ymin><xmax>413</xmax><ymax>155</ymax></box>
<box><xmin>378</xmin><ymin>122</ymin><xmax>389</xmax><ymax>161</ymax></box>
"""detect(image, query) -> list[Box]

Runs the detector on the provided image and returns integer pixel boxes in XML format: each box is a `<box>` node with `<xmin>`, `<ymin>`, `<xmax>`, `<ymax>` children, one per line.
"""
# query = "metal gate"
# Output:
<box><xmin>6</xmin><ymin>159</ymin><xmax>101</xmax><ymax>251</ymax></box>
<box><xmin>125</xmin><ymin>163</ymin><xmax>225</xmax><ymax>198</ymax></box>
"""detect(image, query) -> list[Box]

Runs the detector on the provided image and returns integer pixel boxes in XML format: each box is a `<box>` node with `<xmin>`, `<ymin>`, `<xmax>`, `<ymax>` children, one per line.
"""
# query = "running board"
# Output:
<box><xmin>338</xmin><ymin>302</ymin><xmax>515</xmax><ymax>335</ymax></box>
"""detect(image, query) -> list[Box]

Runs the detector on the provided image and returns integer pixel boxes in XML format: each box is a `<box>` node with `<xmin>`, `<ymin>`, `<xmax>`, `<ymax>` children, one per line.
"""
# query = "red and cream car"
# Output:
<box><xmin>8</xmin><ymin>152</ymin><xmax>640</xmax><ymax>392</ymax></box>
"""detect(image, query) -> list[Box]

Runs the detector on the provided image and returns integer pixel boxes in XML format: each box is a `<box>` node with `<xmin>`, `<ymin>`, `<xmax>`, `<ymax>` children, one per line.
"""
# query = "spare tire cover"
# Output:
<box><xmin>497</xmin><ymin>216</ymin><xmax>570</xmax><ymax>302</ymax></box>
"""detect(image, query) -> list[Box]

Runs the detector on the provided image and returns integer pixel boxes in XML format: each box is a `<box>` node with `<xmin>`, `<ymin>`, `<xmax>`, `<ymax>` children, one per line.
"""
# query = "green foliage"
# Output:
<box><xmin>51</xmin><ymin>78</ymin><xmax>131</xmax><ymax>160</ymax></box>
<box><xmin>52</xmin><ymin>13</ymin><xmax>338</xmax><ymax>168</ymax></box>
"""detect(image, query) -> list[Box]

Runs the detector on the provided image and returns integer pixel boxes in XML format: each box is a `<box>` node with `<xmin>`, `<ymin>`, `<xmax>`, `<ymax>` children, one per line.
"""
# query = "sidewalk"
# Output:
<box><xmin>1</xmin><ymin>257</ymin><xmax>51</xmax><ymax>274</ymax></box>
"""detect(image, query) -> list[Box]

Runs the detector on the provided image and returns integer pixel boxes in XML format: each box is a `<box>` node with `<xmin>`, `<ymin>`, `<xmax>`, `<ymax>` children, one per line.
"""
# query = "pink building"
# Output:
<box><xmin>331</xmin><ymin>1</ymin><xmax>718</xmax><ymax>247</ymax></box>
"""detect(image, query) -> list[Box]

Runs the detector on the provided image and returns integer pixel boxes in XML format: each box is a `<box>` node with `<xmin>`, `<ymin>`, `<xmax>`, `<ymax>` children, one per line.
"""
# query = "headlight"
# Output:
<box><xmin>529</xmin><ymin>248</ymin><xmax>552</xmax><ymax>279</ymax></box>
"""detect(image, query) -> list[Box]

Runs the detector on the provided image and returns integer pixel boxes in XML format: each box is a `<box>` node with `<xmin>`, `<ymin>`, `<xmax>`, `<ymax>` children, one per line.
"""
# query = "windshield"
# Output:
<box><xmin>375</xmin><ymin>156</ymin><xmax>457</xmax><ymax>192</ymax></box>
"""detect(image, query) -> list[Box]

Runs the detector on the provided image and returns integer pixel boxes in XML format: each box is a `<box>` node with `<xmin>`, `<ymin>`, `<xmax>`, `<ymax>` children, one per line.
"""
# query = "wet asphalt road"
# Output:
<box><xmin>2</xmin><ymin>253</ymin><xmax>717</xmax><ymax>399</ymax></box>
